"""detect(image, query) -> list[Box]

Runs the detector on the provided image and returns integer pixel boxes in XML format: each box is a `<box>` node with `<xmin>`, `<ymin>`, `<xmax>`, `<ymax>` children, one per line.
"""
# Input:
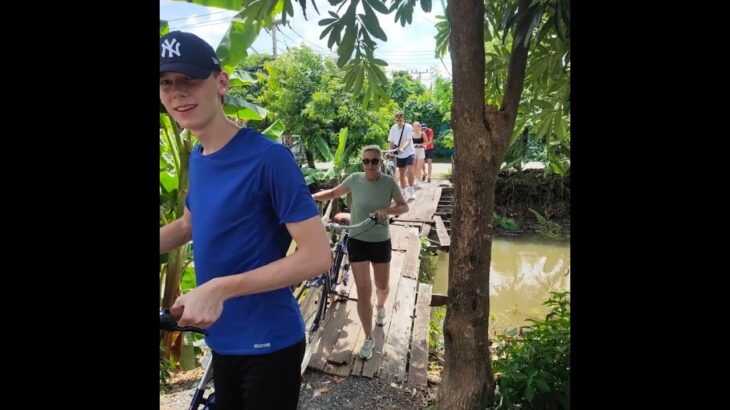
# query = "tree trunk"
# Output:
<box><xmin>305</xmin><ymin>149</ymin><xmax>316</xmax><ymax>169</ymax></box>
<box><xmin>439</xmin><ymin>0</ymin><xmax>531</xmax><ymax>408</ymax></box>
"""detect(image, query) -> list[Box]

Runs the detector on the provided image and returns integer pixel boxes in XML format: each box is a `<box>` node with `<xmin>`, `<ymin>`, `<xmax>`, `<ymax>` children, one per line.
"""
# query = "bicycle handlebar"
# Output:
<box><xmin>159</xmin><ymin>308</ymin><xmax>209</xmax><ymax>335</ymax></box>
<box><xmin>325</xmin><ymin>213</ymin><xmax>378</xmax><ymax>231</ymax></box>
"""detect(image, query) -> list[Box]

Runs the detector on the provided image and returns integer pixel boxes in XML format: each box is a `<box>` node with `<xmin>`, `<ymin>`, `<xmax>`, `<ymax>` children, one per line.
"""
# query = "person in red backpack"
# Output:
<box><xmin>421</xmin><ymin>123</ymin><xmax>435</xmax><ymax>183</ymax></box>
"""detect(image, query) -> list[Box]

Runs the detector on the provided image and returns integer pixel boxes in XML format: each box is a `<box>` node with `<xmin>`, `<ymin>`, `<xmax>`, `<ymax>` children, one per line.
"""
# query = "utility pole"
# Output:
<box><xmin>272</xmin><ymin>19</ymin><xmax>283</xmax><ymax>57</ymax></box>
<box><xmin>410</xmin><ymin>68</ymin><xmax>429</xmax><ymax>84</ymax></box>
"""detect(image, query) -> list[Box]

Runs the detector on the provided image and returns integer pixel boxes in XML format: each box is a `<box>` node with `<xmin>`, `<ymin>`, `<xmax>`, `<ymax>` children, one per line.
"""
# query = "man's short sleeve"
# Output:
<box><xmin>261</xmin><ymin>144</ymin><xmax>319</xmax><ymax>224</ymax></box>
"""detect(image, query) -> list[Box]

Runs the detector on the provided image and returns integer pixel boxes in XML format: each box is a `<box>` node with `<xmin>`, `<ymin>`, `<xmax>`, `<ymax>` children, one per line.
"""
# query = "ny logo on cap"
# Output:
<box><xmin>161</xmin><ymin>38</ymin><xmax>181</xmax><ymax>59</ymax></box>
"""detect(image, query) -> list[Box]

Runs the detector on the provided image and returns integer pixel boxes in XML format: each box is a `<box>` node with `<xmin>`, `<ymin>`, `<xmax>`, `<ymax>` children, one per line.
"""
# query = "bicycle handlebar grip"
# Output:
<box><xmin>159</xmin><ymin>308</ymin><xmax>209</xmax><ymax>335</ymax></box>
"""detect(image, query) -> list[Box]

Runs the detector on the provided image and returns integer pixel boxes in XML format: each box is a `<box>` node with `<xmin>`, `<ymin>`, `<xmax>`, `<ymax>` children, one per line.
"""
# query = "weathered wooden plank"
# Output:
<box><xmin>407</xmin><ymin>283</ymin><xmax>432</xmax><ymax>387</ymax></box>
<box><xmin>433</xmin><ymin>215</ymin><xmax>451</xmax><ymax>249</ymax></box>
<box><xmin>378</xmin><ymin>275</ymin><xmax>418</xmax><ymax>382</ymax></box>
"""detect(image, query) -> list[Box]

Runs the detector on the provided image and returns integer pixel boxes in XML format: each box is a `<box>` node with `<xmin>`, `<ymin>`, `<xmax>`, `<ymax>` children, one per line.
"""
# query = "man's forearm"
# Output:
<box><xmin>160</xmin><ymin>218</ymin><xmax>191</xmax><ymax>254</ymax></box>
<box><xmin>208</xmin><ymin>245</ymin><xmax>331</xmax><ymax>301</ymax></box>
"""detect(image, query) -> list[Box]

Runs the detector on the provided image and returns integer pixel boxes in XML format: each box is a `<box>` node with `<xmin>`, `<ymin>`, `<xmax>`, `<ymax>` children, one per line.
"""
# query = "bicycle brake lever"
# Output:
<box><xmin>174</xmin><ymin>325</ymin><xmax>209</xmax><ymax>336</ymax></box>
<box><xmin>160</xmin><ymin>308</ymin><xmax>209</xmax><ymax>335</ymax></box>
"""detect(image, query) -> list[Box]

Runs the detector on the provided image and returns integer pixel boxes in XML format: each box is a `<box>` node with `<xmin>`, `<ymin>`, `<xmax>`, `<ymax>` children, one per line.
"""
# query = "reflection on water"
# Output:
<box><xmin>431</xmin><ymin>235</ymin><xmax>570</xmax><ymax>335</ymax></box>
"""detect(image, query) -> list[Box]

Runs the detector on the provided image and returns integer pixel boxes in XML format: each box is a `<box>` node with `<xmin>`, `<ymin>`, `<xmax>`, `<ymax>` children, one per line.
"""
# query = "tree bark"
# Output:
<box><xmin>439</xmin><ymin>0</ymin><xmax>532</xmax><ymax>408</ymax></box>
<box><xmin>305</xmin><ymin>149</ymin><xmax>316</xmax><ymax>169</ymax></box>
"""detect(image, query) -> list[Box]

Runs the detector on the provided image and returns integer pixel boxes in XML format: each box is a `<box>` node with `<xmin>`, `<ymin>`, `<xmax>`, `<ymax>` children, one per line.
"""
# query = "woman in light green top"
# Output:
<box><xmin>312</xmin><ymin>145</ymin><xmax>409</xmax><ymax>361</ymax></box>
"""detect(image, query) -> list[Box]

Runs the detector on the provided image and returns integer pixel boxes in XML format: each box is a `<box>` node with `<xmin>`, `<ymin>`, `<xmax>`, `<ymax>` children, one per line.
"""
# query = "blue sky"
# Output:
<box><xmin>160</xmin><ymin>0</ymin><xmax>452</xmax><ymax>87</ymax></box>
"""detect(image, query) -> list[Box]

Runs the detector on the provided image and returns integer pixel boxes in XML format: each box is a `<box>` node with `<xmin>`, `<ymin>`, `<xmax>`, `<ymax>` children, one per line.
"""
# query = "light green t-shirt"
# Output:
<box><xmin>342</xmin><ymin>172</ymin><xmax>400</xmax><ymax>242</ymax></box>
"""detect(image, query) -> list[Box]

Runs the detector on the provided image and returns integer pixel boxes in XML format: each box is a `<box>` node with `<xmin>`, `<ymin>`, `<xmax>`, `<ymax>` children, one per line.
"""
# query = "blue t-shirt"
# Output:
<box><xmin>185</xmin><ymin>128</ymin><xmax>319</xmax><ymax>355</ymax></box>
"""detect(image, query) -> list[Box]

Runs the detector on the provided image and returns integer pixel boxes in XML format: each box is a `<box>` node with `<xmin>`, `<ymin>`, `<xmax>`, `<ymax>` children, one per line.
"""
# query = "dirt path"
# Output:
<box><xmin>160</xmin><ymin>368</ymin><xmax>431</xmax><ymax>409</ymax></box>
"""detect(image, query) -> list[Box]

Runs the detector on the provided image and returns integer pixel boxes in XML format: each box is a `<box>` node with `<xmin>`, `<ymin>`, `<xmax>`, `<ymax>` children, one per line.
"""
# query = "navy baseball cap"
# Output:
<box><xmin>160</xmin><ymin>31</ymin><xmax>222</xmax><ymax>79</ymax></box>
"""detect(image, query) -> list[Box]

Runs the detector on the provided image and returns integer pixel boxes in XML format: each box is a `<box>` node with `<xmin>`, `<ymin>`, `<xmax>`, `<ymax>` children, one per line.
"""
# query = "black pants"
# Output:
<box><xmin>212</xmin><ymin>337</ymin><xmax>305</xmax><ymax>409</ymax></box>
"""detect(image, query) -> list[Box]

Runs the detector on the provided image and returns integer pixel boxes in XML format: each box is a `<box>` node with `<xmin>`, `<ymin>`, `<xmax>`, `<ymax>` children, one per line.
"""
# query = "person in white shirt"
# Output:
<box><xmin>387</xmin><ymin>111</ymin><xmax>416</xmax><ymax>201</ymax></box>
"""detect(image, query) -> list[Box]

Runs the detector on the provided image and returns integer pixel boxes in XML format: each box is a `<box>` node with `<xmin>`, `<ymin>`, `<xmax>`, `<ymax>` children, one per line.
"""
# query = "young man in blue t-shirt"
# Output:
<box><xmin>159</xmin><ymin>31</ymin><xmax>331</xmax><ymax>409</ymax></box>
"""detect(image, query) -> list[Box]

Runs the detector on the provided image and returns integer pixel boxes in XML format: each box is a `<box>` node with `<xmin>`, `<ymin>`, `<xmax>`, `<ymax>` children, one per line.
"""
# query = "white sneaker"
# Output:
<box><xmin>375</xmin><ymin>306</ymin><xmax>386</xmax><ymax>326</ymax></box>
<box><xmin>359</xmin><ymin>338</ymin><xmax>375</xmax><ymax>360</ymax></box>
<box><xmin>408</xmin><ymin>187</ymin><xmax>416</xmax><ymax>201</ymax></box>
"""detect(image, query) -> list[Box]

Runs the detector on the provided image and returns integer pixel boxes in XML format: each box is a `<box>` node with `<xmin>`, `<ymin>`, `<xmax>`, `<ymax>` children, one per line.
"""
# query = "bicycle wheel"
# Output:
<box><xmin>300</xmin><ymin>276</ymin><xmax>330</xmax><ymax>375</ymax></box>
<box><xmin>203</xmin><ymin>392</ymin><xmax>216</xmax><ymax>409</ymax></box>
<box><xmin>330</xmin><ymin>244</ymin><xmax>346</xmax><ymax>296</ymax></box>
<box><xmin>333</xmin><ymin>247</ymin><xmax>351</xmax><ymax>301</ymax></box>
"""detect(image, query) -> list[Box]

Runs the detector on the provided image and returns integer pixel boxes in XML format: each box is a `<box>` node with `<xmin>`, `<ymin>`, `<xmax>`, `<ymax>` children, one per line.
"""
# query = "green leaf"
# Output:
<box><xmin>262</xmin><ymin>119</ymin><xmax>286</xmax><ymax>141</ymax></box>
<box><xmin>160</xmin><ymin>171</ymin><xmax>178</xmax><ymax>193</ymax></box>
<box><xmin>536</xmin><ymin>15</ymin><xmax>555</xmax><ymax>44</ymax></box>
<box><xmin>535</xmin><ymin>378</ymin><xmax>551</xmax><ymax>392</ymax></box>
<box><xmin>372</xmin><ymin>64</ymin><xmax>388</xmax><ymax>84</ymax></box>
<box><xmin>319</xmin><ymin>18</ymin><xmax>338</xmax><ymax>26</ymax></box>
<box><xmin>337</xmin><ymin>23</ymin><xmax>358</xmax><ymax>66</ymax></box>
<box><xmin>333</xmin><ymin>127</ymin><xmax>348</xmax><ymax>171</ymax></box>
<box><xmin>328</xmin><ymin>23</ymin><xmax>343</xmax><ymax>48</ymax></box>
<box><xmin>361</xmin><ymin>88</ymin><xmax>372</xmax><ymax>110</ymax></box>
<box><xmin>528</xmin><ymin>208</ymin><xmax>547</xmax><ymax>224</ymax></box>
<box><xmin>324</xmin><ymin>167</ymin><xmax>337</xmax><ymax>180</ymax></box>
<box><xmin>320</xmin><ymin>24</ymin><xmax>335</xmax><ymax>39</ymax></box>
<box><xmin>420</xmin><ymin>0</ymin><xmax>432</xmax><ymax>12</ymax></box>
<box><xmin>303</xmin><ymin>168</ymin><xmax>329</xmax><ymax>186</ymax></box>
<box><xmin>535</xmin><ymin>111</ymin><xmax>554</xmax><ymax>139</ymax></box>
<box><xmin>344</xmin><ymin>65</ymin><xmax>357</xmax><ymax>89</ymax></box>
<box><xmin>229</xmin><ymin>67</ymin><xmax>257</xmax><ymax>87</ymax></box>
<box><xmin>217</xmin><ymin>19</ymin><xmax>261</xmax><ymax>72</ymax></box>
<box><xmin>534</xmin><ymin>100</ymin><xmax>554</xmax><ymax>111</ymax></box>
<box><xmin>524</xmin><ymin>5</ymin><xmax>545</xmax><ymax>49</ymax></box>
<box><xmin>300</xmin><ymin>167</ymin><xmax>322</xmax><ymax>176</ymax></box>
<box><xmin>283</xmin><ymin>0</ymin><xmax>294</xmax><ymax>18</ymax></box>
<box><xmin>560</xmin><ymin>0</ymin><xmax>570</xmax><ymax>27</ymax></box>
<box><xmin>525</xmin><ymin>380</ymin><xmax>534</xmax><ymax>402</ymax></box>
<box><xmin>373</xmin><ymin>58</ymin><xmax>388</xmax><ymax>66</ymax></box>
<box><xmin>434</xmin><ymin>17</ymin><xmax>450</xmax><ymax>58</ymax></box>
<box><xmin>360</xmin><ymin>26</ymin><xmax>375</xmax><ymax>48</ymax></box>
<box><xmin>353</xmin><ymin>65</ymin><xmax>365</xmax><ymax>96</ymax></box>
<box><xmin>160</xmin><ymin>20</ymin><xmax>169</xmax><ymax>36</ymax></box>
<box><xmin>180</xmin><ymin>264</ymin><xmax>197</xmax><ymax>291</ymax></box>
<box><xmin>314</xmin><ymin>136</ymin><xmax>335</xmax><ymax>162</ymax></box>
<box><xmin>403</xmin><ymin>2</ymin><xmax>414</xmax><ymax>26</ymax></box>
<box><xmin>362</xmin><ymin>0</ymin><xmax>388</xmax><ymax>41</ymax></box>
<box><xmin>223</xmin><ymin>94</ymin><xmax>268</xmax><ymax>120</ymax></box>
<box><xmin>366</xmin><ymin>0</ymin><xmax>390</xmax><ymax>14</ymax></box>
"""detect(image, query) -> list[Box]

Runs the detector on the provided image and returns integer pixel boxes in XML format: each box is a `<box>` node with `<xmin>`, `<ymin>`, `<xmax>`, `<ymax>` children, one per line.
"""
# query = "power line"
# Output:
<box><xmin>163</xmin><ymin>9</ymin><xmax>233</xmax><ymax>23</ymax></box>
<box><xmin>440</xmin><ymin>57</ymin><xmax>452</xmax><ymax>77</ymax></box>
<box><xmin>288</xmin><ymin>26</ymin><xmax>331</xmax><ymax>52</ymax></box>
<box><xmin>169</xmin><ymin>15</ymin><xmax>236</xmax><ymax>30</ymax></box>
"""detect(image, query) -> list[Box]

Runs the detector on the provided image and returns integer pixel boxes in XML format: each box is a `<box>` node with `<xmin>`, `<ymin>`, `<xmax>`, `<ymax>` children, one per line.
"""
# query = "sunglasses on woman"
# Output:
<box><xmin>362</xmin><ymin>158</ymin><xmax>380</xmax><ymax>165</ymax></box>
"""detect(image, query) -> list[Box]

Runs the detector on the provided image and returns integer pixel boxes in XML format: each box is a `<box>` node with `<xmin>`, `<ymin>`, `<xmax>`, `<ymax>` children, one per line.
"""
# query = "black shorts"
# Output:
<box><xmin>347</xmin><ymin>238</ymin><xmax>392</xmax><ymax>263</ymax></box>
<box><xmin>211</xmin><ymin>338</ymin><xmax>305</xmax><ymax>410</ymax></box>
<box><xmin>425</xmin><ymin>149</ymin><xmax>434</xmax><ymax>159</ymax></box>
<box><xmin>396</xmin><ymin>155</ymin><xmax>415</xmax><ymax>168</ymax></box>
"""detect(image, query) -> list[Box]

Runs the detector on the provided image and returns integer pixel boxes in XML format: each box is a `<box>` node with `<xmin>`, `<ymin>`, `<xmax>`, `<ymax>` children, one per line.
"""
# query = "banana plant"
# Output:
<box><xmin>159</xmin><ymin>113</ymin><xmax>195</xmax><ymax>366</ymax></box>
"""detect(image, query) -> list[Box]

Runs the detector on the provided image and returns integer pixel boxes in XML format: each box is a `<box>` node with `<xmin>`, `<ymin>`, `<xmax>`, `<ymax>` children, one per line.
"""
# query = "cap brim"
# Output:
<box><xmin>160</xmin><ymin>63</ymin><xmax>212</xmax><ymax>79</ymax></box>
